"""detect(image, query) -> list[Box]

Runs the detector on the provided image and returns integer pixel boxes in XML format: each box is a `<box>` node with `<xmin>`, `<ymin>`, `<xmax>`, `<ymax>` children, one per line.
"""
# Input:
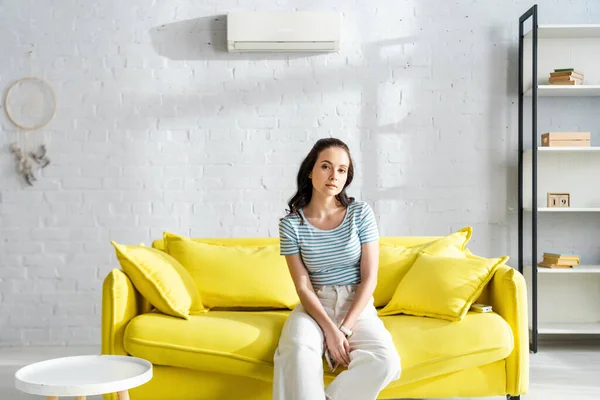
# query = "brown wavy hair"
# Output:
<box><xmin>284</xmin><ymin>138</ymin><xmax>355</xmax><ymax>223</ymax></box>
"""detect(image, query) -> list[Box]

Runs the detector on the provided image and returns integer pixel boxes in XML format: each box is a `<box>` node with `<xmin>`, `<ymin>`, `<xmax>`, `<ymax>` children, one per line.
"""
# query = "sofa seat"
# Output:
<box><xmin>124</xmin><ymin>308</ymin><xmax>513</xmax><ymax>387</ymax></box>
<box><xmin>381</xmin><ymin>312</ymin><xmax>513</xmax><ymax>387</ymax></box>
<box><xmin>124</xmin><ymin>310</ymin><xmax>288</xmax><ymax>382</ymax></box>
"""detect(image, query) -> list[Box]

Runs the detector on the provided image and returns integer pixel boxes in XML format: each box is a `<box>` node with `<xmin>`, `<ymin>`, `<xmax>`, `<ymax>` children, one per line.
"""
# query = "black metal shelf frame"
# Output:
<box><xmin>518</xmin><ymin>4</ymin><xmax>538</xmax><ymax>354</ymax></box>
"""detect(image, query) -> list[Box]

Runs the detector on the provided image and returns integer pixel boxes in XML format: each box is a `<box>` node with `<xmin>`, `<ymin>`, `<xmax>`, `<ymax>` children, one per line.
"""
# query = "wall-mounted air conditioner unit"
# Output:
<box><xmin>227</xmin><ymin>12</ymin><xmax>341</xmax><ymax>52</ymax></box>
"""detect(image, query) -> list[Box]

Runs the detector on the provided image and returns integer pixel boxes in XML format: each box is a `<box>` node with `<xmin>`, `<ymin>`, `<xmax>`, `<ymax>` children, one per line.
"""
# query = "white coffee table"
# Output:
<box><xmin>14</xmin><ymin>355</ymin><xmax>152</xmax><ymax>399</ymax></box>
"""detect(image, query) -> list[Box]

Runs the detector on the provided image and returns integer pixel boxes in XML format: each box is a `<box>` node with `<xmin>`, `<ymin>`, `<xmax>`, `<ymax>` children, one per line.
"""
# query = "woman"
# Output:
<box><xmin>273</xmin><ymin>138</ymin><xmax>401</xmax><ymax>400</ymax></box>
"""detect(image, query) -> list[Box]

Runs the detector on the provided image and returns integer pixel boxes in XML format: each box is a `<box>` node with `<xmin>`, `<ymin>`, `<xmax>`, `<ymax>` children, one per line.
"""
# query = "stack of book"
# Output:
<box><xmin>548</xmin><ymin>68</ymin><xmax>584</xmax><ymax>85</ymax></box>
<box><xmin>538</xmin><ymin>252</ymin><xmax>581</xmax><ymax>269</ymax></box>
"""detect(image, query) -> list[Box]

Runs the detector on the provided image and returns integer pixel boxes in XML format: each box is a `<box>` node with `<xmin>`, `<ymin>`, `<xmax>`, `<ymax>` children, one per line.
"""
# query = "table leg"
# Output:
<box><xmin>76</xmin><ymin>397</ymin><xmax>86</xmax><ymax>400</ymax></box>
<box><xmin>46</xmin><ymin>397</ymin><xmax>58</xmax><ymax>400</ymax></box>
<box><xmin>117</xmin><ymin>390</ymin><xmax>130</xmax><ymax>400</ymax></box>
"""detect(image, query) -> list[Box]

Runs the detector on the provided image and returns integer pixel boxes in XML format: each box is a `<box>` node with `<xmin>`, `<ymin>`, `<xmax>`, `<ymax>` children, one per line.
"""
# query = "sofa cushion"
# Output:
<box><xmin>373</xmin><ymin>226</ymin><xmax>473</xmax><ymax>307</ymax></box>
<box><xmin>382</xmin><ymin>311</ymin><xmax>513</xmax><ymax>387</ymax></box>
<box><xmin>379</xmin><ymin>252</ymin><xmax>508</xmax><ymax>321</ymax></box>
<box><xmin>111</xmin><ymin>241</ymin><xmax>205</xmax><ymax>319</ymax></box>
<box><xmin>124</xmin><ymin>310</ymin><xmax>289</xmax><ymax>382</ymax></box>
<box><xmin>163</xmin><ymin>233</ymin><xmax>300</xmax><ymax>309</ymax></box>
<box><xmin>152</xmin><ymin>237</ymin><xmax>281</xmax><ymax>252</ymax></box>
<box><xmin>124</xmin><ymin>309</ymin><xmax>513</xmax><ymax>386</ymax></box>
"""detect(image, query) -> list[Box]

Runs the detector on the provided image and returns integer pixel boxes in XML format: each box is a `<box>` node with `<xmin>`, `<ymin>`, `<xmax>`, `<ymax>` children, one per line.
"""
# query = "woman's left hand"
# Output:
<box><xmin>343</xmin><ymin>337</ymin><xmax>351</xmax><ymax>364</ymax></box>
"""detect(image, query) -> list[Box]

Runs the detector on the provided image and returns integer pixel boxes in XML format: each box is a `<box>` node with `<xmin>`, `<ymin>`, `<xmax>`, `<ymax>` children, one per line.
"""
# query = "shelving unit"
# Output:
<box><xmin>518</xmin><ymin>6</ymin><xmax>600</xmax><ymax>353</ymax></box>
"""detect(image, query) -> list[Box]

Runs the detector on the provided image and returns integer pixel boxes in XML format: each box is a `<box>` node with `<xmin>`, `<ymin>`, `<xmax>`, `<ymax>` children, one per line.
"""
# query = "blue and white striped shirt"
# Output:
<box><xmin>279</xmin><ymin>201</ymin><xmax>379</xmax><ymax>286</ymax></box>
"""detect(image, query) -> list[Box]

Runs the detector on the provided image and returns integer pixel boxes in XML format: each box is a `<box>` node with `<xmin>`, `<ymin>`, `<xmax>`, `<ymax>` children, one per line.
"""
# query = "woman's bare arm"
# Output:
<box><xmin>285</xmin><ymin>253</ymin><xmax>337</xmax><ymax>333</ymax></box>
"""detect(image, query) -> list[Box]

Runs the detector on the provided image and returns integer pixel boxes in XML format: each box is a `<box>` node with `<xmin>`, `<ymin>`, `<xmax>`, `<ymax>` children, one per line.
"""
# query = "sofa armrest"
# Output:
<box><xmin>101</xmin><ymin>268</ymin><xmax>150</xmax><ymax>356</ymax></box>
<box><xmin>487</xmin><ymin>264</ymin><xmax>529</xmax><ymax>396</ymax></box>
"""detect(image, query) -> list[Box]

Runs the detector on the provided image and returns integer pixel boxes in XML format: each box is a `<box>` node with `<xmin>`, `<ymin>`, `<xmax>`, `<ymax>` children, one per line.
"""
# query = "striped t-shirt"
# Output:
<box><xmin>279</xmin><ymin>201</ymin><xmax>379</xmax><ymax>286</ymax></box>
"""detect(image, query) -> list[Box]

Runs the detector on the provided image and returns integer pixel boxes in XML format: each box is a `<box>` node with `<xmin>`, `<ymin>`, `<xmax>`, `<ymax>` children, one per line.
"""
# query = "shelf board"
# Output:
<box><xmin>527</xmin><ymin>265</ymin><xmax>600</xmax><ymax>274</ymax></box>
<box><xmin>524</xmin><ymin>24</ymin><xmax>600</xmax><ymax>39</ymax></box>
<box><xmin>524</xmin><ymin>207</ymin><xmax>600</xmax><ymax>212</ymax></box>
<box><xmin>524</xmin><ymin>147</ymin><xmax>600</xmax><ymax>154</ymax></box>
<box><xmin>525</xmin><ymin>85</ymin><xmax>600</xmax><ymax>97</ymax></box>
<box><xmin>538</xmin><ymin>322</ymin><xmax>600</xmax><ymax>335</ymax></box>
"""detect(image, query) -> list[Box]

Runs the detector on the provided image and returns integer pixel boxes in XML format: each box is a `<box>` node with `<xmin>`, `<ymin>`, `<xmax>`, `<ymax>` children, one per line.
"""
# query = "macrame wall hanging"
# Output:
<box><xmin>5</xmin><ymin>45</ymin><xmax>55</xmax><ymax>186</ymax></box>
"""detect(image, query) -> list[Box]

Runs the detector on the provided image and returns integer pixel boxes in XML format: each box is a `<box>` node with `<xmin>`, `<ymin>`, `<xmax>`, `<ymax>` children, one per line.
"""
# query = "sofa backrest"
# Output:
<box><xmin>151</xmin><ymin>236</ymin><xmax>442</xmax><ymax>251</ymax></box>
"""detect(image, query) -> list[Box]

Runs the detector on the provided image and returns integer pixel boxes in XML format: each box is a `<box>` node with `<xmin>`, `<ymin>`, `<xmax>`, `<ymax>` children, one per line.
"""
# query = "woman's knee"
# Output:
<box><xmin>274</xmin><ymin>333</ymin><xmax>324</xmax><ymax>367</ymax></box>
<box><xmin>278</xmin><ymin>310</ymin><xmax>324</xmax><ymax>354</ymax></box>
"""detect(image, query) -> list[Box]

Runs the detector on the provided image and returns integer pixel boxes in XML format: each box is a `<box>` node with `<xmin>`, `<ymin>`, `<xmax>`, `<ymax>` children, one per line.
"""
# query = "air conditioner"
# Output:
<box><xmin>227</xmin><ymin>12</ymin><xmax>341</xmax><ymax>52</ymax></box>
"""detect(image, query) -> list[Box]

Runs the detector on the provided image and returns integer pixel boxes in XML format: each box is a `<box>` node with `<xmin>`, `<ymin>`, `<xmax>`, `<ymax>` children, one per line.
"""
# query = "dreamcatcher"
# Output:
<box><xmin>5</xmin><ymin>46</ymin><xmax>55</xmax><ymax>186</ymax></box>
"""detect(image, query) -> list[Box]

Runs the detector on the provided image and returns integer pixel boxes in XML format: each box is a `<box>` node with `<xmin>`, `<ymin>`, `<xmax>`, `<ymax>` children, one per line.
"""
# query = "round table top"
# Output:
<box><xmin>14</xmin><ymin>355</ymin><xmax>152</xmax><ymax>396</ymax></box>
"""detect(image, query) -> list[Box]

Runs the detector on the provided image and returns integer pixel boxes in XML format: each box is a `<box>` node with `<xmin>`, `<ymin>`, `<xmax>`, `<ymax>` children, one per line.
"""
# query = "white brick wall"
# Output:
<box><xmin>1</xmin><ymin>0</ymin><xmax>600</xmax><ymax>346</ymax></box>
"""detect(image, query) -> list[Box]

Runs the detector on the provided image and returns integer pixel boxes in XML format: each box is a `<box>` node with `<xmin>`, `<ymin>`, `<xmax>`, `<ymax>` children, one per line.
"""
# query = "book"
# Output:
<box><xmin>541</xmin><ymin>259</ymin><xmax>579</xmax><ymax>266</ymax></box>
<box><xmin>548</xmin><ymin>80</ymin><xmax>583</xmax><ymax>86</ymax></box>
<box><xmin>549</xmin><ymin>76</ymin><xmax>583</xmax><ymax>83</ymax></box>
<box><xmin>553</xmin><ymin>68</ymin><xmax>578</xmax><ymax>72</ymax></box>
<box><xmin>549</xmin><ymin>76</ymin><xmax>582</xmax><ymax>82</ymax></box>
<box><xmin>543</xmin><ymin>252</ymin><xmax>580</xmax><ymax>259</ymax></box>
<box><xmin>543</xmin><ymin>255</ymin><xmax>579</xmax><ymax>261</ymax></box>
<box><xmin>538</xmin><ymin>261</ymin><xmax>575</xmax><ymax>268</ymax></box>
<box><xmin>538</xmin><ymin>262</ymin><xmax>573</xmax><ymax>269</ymax></box>
<box><xmin>541</xmin><ymin>256</ymin><xmax>579</xmax><ymax>263</ymax></box>
<box><xmin>550</xmin><ymin>71</ymin><xmax>584</xmax><ymax>79</ymax></box>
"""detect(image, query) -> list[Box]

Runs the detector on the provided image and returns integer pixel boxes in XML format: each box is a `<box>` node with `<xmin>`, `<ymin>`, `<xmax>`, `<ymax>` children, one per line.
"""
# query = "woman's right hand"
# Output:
<box><xmin>324</xmin><ymin>326</ymin><xmax>351</xmax><ymax>367</ymax></box>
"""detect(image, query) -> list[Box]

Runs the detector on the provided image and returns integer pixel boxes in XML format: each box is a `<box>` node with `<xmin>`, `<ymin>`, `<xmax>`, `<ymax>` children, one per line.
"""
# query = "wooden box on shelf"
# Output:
<box><xmin>541</xmin><ymin>132</ymin><xmax>590</xmax><ymax>147</ymax></box>
<box><xmin>547</xmin><ymin>192</ymin><xmax>570</xmax><ymax>208</ymax></box>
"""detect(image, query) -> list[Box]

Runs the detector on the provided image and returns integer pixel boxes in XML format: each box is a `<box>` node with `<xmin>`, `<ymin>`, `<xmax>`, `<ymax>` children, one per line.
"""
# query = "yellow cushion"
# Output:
<box><xmin>123</xmin><ymin>309</ymin><xmax>512</xmax><ymax>387</ymax></box>
<box><xmin>111</xmin><ymin>241</ymin><xmax>205</xmax><ymax>319</ymax></box>
<box><xmin>163</xmin><ymin>233</ymin><xmax>300</xmax><ymax>309</ymax></box>
<box><xmin>381</xmin><ymin>312</ymin><xmax>513</xmax><ymax>387</ymax></box>
<box><xmin>124</xmin><ymin>310</ymin><xmax>290</xmax><ymax>383</ymax></box>
<box><xmin>379</xmin><ymin>251</ymin><xmax>508</xmax><ymax>321</ymax></box>
<box><xmin>152</xmin><ymin>237</ymin><xmax>281</xmax><ymax>252</ymax></box>
<box><xmin>373</xmin><ymin>227</ymin><xmax>473</xmax><ymax>307</ymax></box>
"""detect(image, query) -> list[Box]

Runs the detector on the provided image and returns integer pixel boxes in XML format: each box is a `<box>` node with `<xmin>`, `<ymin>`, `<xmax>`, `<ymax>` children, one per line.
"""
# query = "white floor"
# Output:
<box><xmin>1</xmin><ymin>341</ymin><xmax>599</xmax><ymax>400</ymax></box>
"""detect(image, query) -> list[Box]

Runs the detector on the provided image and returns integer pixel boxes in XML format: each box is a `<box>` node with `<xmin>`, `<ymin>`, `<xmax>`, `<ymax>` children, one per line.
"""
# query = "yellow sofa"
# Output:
<box><xmin>101</xmin><ymin>236</ymin><xmax>528</xmax><ymax>400</ymax></box>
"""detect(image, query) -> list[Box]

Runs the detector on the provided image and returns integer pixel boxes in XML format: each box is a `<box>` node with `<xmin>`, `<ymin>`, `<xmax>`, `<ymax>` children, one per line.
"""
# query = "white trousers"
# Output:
<box><xmin>273</xmin><ymin>285</ymin><xmax>401</xmax><ymax>400</ymax></box>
